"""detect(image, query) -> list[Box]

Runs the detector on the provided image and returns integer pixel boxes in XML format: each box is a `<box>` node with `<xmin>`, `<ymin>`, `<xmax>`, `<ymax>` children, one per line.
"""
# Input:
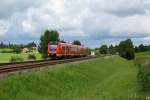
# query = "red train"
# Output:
<box><xmin>48</xmin><ymin>42</ymin><xmax>89</xmax><ymax>58</ymax></box>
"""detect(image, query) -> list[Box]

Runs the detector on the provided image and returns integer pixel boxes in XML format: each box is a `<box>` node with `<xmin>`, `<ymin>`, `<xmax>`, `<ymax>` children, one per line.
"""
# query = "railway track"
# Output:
<box><xmin>0</xmin><ymin>56</ymin><xmax>98</xmax><ymax>74</ymax></box>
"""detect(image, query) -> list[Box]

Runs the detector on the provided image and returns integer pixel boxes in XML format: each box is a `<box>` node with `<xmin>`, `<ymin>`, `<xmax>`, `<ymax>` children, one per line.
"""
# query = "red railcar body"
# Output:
<box><xmin>48</xmin><ymin>42</ymin><xmax>88</xmax><ymax>58</ymax></box>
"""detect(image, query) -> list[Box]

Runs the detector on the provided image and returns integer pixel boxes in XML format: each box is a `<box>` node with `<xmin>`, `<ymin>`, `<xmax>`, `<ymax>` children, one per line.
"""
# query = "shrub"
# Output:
<box><xmin>72</xmin><ymin>40</ymin><xmax>81</xmax><ymax>45</ymax></box>
<box><xmin>9</xmin><ymin>56</ymin><xmax>24</xmax><ymax>63</ymax></box>
<box><xmin>108</xmin><ymin>45</ymin><xmax>117</xmax><ymax>55</ymax></box>
<box><xmin>0</xmin><ymin>49</ymin><xmax>13</xmax><ymax>53</ymax></box>
<box><xmin>118</xmin><ymin>39</ymin><xmax>135</xmax><ymax>60</ymax></box>
<box><xmin>99</xmin><ymin>45</ymin><xmax>108</xmax><ymax>54</ymax></box>
<box><xmin>137</xmin><ymin>63</ymin><xmax>150</xmax><ymax>91</ymax></box>
<box><xmin>13</xmin><ymin>46</ymin><xmax>22</xmax><ymax>54</ymax></box>
<box><xmin>1</xmin><ymin>50</ymin><xmax>13</xmax><ymax>53</ymax></box>
<box><xmin>28</xmin><ymin>53</ymin><xmax>36</xmax><ymax>60</ymax></box>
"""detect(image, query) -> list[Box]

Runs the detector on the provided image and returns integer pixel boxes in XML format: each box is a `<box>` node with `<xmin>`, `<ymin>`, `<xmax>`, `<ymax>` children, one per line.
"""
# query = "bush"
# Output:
<box><xmin>9</xmin><ymin>56</ymin><xmax>24</xmax><ymax>63</ymax></box>
<box><xmin>28</xmin><ymin>53</ymin><xmax>36</xmax><ymax>60</ymax></box>
<box><xmin>95</xmin><ymin>50</ymin><xmax>100</xmax><ymax>55</ymax></box>
<box><xmin>1</xmin><ymin>50</ymin><xmax>13</xmax><ymax>53</ymax></box>
<box><xmin>109</xmin><ymin>45</ymin><xmax>117</xmax><ymax>54</ymax></box>
<box><xmin>0</xmin><ymin>48</ymin><xmax>14</xmax><ymax>53</ymax></box>
<box><xmin>72</xmin><ymin>40</ymin><xmax>81</xmax><ymax>45</ymax></box>
<box><xmin>99</xmin><ymin>45</ymin><xmax>108</xmax><ymax>54</ymax></box>
<box><xmin>13</xmin><ymin>46</ymin><xmax>22</xmax><ymax>54</ymax></box>
<box><xmin>118</xmin><ymin>39</ymin><xmax>135</xmax><ymax>60</ymax></box>
<box><xmin>137</xmin><ymin>63</ymin><xmax>150</xmax><ymax>91</ymax></box>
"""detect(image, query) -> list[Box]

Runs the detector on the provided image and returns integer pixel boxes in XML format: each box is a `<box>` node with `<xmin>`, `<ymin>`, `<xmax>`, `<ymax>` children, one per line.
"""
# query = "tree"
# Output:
<box><xmin>109</xmin><ymin>44</ymin><xmax>116</xmax><ymax>54</ymax></box>
<box><xmin>0</xmin><ymin>42</ymin><xmax>5</xmax><ymax>48</ymax></box>
<box><xmin>99</xmin><ymin>45</ymin><xmax>108</xmax><ymax>54</ymax></box>
<box><xmin>27</xmin><ymin>42</ymin><xmax>37</xmax><ymax>48</ymax></box>
<box><xmin>72</xmin><ymin>40</ymin><xmax>81</xmax><ymax>45</ymax></box>
<box><xmin>39</xmin><ymin>30</ymin><xmax>60</xmax><ymax>58</ymax></box>
<box><xmin>13</xmin><ymin>45</ymin><xmax>22</xmax><ymax>54</ymax></box>
<box><xmin>118</xmin><ymin>39</ymin><xmax>135</xmax><ymax>60</ymax></box>
<box><xmin>134</xmin><ymin>44</ymin><xmax>150</xmax><ymax>53</ymax></box>
<box><xmin>139</xmin><ymin>44</ymin><xmax>147</xmax><ymax>52</ymax></box>
<box><xmin>134</xmin><ymin>46</ymin><xmax>140</xmax><ymax>52</ymax></box>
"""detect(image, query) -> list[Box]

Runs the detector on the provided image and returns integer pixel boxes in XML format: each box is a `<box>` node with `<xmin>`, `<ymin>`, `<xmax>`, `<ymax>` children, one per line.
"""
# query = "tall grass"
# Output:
<box><xmin>0</xmin><ymin>56</ymin><xmax>140</xmax><ymax>100</ymax></box>
<box><xmin>136</xmin><ymin>57</ymin><xmax>150</xmax><ymax>92</ymax></box>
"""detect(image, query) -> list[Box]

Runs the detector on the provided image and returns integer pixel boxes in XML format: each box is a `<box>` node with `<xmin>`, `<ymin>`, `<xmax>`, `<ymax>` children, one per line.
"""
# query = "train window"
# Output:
<box><xmin>50</xmin><ymin>45</ymin><xmax>57</xmax><ymax>51</ymax></box>
<box><xmin>62</xmin><ymin>46</ymin><xmax>65</xmax><ymax>50</ymax></box>
<box><xmin>71</xmin><ymin>46</ymin><xmax>75</xmax><ymax>51</ymax></box>
<box><xmin>67</xmin><ymin>46</ymin><xmax>69</xmax><ymax>50</ymax></box>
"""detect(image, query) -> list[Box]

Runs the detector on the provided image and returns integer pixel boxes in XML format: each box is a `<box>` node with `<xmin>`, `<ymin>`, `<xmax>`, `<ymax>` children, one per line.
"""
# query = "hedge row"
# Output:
<box><xmin>9</xmin><ymin>54</ymin><xmax>36</xmax><ymax>63</ymax></box>
<box><xmin>137</xmin><ymin>60</ymin><xmax>150</xmax><ymax>91</ymax></box>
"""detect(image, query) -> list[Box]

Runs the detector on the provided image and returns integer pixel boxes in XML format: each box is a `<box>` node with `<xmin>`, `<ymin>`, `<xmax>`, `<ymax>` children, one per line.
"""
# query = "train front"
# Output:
<box><xmin>48</xmin><ymin>42</ymin><xmax>61</xmax><ymax>58</ymax></box>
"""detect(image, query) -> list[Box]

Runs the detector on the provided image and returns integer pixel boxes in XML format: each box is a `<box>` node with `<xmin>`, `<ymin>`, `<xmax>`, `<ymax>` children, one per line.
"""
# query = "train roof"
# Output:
<box><xmin>49</xmin><ymin>41</ymin><xmax>87</xmax><ymax>48</ymax></box>
<box><xmin>60</xmin><ymin>42</ymin><xmax>86</xmax><ymax>47</ymax></box>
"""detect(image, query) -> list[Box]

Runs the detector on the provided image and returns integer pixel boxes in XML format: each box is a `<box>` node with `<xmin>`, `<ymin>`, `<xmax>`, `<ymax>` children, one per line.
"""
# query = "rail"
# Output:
<box><xmin>0</xmin><ymin>56</ymin><xmax>98</xmax><ymax>74</ymax></box>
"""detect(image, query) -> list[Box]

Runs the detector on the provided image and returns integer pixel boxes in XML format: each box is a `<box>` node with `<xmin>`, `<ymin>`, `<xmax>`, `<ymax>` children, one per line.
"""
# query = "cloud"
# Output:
<box><xmin>109</xmin><ymin>15</ymin><xmax>150</xmax><ymax>38</ymax></box>
<box><xmin>90</xmin><ymin>0</ymin><xmax>150</xmax><ymax>17</ymax></box>
<box><xmin>0</xmin><ymin>0</ymin><xmax>42</xmax><ymax>19</ymax></box>
<box><xmin>0</xmin><ymin>20</ymin><xmax>10</xmax><ymax>36</ymax></box>
<box><xmin>0</xmin><ymin>0</ymin><xmax>150</xmax><ymax>47</ymax></box>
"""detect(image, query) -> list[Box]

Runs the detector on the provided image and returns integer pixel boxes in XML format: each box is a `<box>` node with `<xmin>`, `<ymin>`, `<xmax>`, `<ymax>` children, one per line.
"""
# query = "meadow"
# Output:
<box><xmin>135</xmin><ymin>51</ymin><xmax>150</xmax><ymax>59</ymax></box>
<box><xmin>135</xmin><ymin>52</ymin><xmax>150</xmax><ymax>93</ymax></box>
<box><xmin>0</xmin><ymin>55</ymin><xmax>148</xmax><ymax>100</ymax></box>
<box><xmin>0</xmin><ymin>48</ymin><xmax>41</xmax><ymax>63</ymax></box>
<box><xmin>0</xmin><ymin>51</ymin><xmax>149</xmax><ymax>99</ymax></box>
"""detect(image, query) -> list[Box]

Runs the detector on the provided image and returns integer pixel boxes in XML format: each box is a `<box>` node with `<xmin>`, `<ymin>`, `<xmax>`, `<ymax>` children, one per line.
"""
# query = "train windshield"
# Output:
<box><xmin>50</xmin><ymin>45</ymin><xmax>57</xmax><ymax>51</ymax></box>
<box><xmin>49</xmin><ymin>42</ymin><xmax>58</xmax><ymax>51</ymax></box>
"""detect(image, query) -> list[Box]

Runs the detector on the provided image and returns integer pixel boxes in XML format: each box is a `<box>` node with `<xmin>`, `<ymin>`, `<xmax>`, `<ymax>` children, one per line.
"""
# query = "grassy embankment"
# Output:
<box><xmin>135</xmin><ymin>52</ymin><xmax>150</xmax><ymax>95</ymax></box>
<box><xmin>135</xmin><ymin>51</ymin><xmax>150</xmax><ymax>58</ymax></box>
<box><xmin>0</xmin><ymin>55</ymin><xmax>145</xmax><ymax>100</ymax></box>
<box><xmin>0</xmin><ymin>48</ymin><xmax>41</xmax><ymax>63</ymax></box>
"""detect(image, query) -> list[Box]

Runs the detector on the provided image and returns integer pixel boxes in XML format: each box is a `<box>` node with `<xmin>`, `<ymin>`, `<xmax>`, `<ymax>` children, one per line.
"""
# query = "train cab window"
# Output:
<box><xmin>50</xmin><ymin>45</ymin><xmax>57</xmax><ymax>51</ymax></box>
<box><xmin>49</xmin><ymin>42</ymin><xmax>58</xmax><ymax>51</ymax></box>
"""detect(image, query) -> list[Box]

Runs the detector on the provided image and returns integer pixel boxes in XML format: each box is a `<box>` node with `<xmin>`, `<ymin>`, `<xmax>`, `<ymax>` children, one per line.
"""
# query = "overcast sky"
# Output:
<box><xmin>0</xmin><ymin>0</ymin><xmax>150</xmax><ymax>48</ymax></box>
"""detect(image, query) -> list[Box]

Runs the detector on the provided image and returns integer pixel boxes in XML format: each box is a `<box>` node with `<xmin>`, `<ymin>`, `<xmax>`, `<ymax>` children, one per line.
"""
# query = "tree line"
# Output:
<box><xmin>99</xmin><ymin>40</ymin><xmax>134</xmax><ymax>60</ymax></box>
<box><xmin>0</xmin><ymin>42</ymin><xmax>37</xmax><ymax>53</ymax></box>
<box><xmin>99</xmin><ymin>39</ymin><xmax>150</xmax><ymax>60</ymax></box>
<box><xmin>1</xmin><ymin>29</ymin><xmax>149</xmax><ymax>60</ymax></box>
<box><xmin>135</xmin><ymin>44</ymin><xmax>150</xmax><ymax>52</ymax></box>
<box><xmin>0</xmin><ymin>30</ymin><xmax>81</xmax><ymax>57</ymax></box>
<box><xmin>39</xmin><ymin>30</ymin><xmax>134</xmax><ymax>60</ymax></box>
<box><xmin>0</xmin><ymin>42</ymin><xmax>37</xmax><ymax>49</ymax></box>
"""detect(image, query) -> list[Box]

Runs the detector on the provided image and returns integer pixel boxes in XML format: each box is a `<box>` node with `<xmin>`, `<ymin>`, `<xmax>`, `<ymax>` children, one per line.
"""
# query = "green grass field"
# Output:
<box><xmin>0</xmin><ymin>48</ymin><xmax>13</xmax><ymax>53</ymax></box>
<box><xmin>135</xmin><ymin>51</ymin><xmax>150</xmax><ymax>59</ymax></box>
<box><xmin>135</xmin><ymin>51</ymin><xmax>150</xmax><ymax>66</ymax></box>
<box><xmin>0</xmin><ymin>55</ymin><xmax>148</xmax><ymax>100</ymax></box>
<box><xmin>0</xmin><ymin>53</ymin><xmax>41</xmax><ymax>63</ymax></box>
<box><xmin>0</xmin><ymin>48</ymin><xmax>41</xmax><ymax>63</ymax></box>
